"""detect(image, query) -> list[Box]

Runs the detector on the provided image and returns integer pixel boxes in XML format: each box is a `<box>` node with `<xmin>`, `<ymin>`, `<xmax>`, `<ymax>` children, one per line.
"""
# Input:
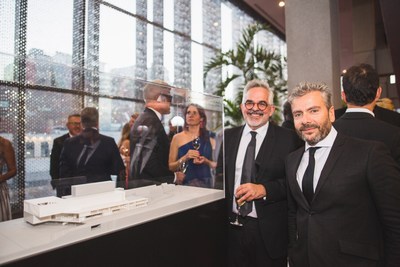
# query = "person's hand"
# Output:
<box><xmin>175</xmin><ymin>171</ymin><xmax>186</xmax><ymax>185</ymax></box>
<box><xmin>235</xmin><ymin>183</ymin><xmax>266</xmax><ymax>204</ymax></box>
<box><xmin>185</xmin><ymin>149</ymin><xmax>200</xmax><ymax>160</ymax></box>
<box><xmin>193</xmin><ymin>156</ymin><xmax>205</xmax><ymax>164</ymax></box>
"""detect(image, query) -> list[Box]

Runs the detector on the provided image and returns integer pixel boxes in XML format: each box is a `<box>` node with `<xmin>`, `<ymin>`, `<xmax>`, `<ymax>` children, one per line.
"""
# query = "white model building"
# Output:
<box><xmin>24</xmin><ymin>181</ymin><xmax>148</xmax><ymax>225</ymax></box>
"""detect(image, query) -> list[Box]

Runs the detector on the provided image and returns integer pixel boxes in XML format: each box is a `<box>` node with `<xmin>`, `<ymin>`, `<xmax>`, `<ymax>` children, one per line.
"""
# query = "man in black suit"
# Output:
<box><xmin>286</xmin><ymin>82</ymin><xmax>400</xmax><ymax>267</ymax></box>
<box><xmin>50</xmin><ymin>113</ymin><xmax>81</xmax><ymax>196</ymax></box>
<box><xmin>129</xmin><ymin>80</ymin><xmax>183</xmax><ymax>185</ymax></box>
<box><xmin>218</xmin><ymin>79</ymin><xmax>302</xmax><ymax>267</ymax></box>
<box><xmin>59</xmin><ymin>107</ymin><xmax>125</xmax><ymax>193</ymax></box>
<box><xmin>335</xmin><ymin>104</ymin><xmax>400</xmax><ymax>127</ymax></box>
<box><xmin>334</xmin><ymin>63</ymin><xmax>400</xmax><ymax>165</ymax></box>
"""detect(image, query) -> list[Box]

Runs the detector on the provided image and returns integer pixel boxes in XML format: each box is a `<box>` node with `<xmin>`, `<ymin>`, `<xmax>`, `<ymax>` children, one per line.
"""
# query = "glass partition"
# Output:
<box><xmin>1</xmin><ymin>76</ymin><xmax>224</xmax><ymax>222</ymax></box>
<box><xmin>0</xmin><ymin>0</ymin><xmax>285</xmax><ymax>225</ymax></box>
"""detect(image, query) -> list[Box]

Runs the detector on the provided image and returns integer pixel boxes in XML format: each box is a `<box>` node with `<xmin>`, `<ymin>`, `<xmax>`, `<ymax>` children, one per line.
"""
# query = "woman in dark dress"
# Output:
<box><xmin>169</xmin><ymin>104</ymin><xmax>216</xmax><ymax>188</ymax></box>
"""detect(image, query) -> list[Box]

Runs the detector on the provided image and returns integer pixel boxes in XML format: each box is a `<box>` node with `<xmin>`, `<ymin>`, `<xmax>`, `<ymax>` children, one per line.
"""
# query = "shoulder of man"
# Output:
<box><xmin>54</xmin><ymin>133</ymin><xmax>69</xmax><ymax>143</ymax></box>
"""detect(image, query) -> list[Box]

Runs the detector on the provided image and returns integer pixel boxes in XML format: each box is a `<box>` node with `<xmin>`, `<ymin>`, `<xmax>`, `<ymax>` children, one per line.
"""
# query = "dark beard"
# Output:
<box><xmin>296</xmin><ymin>121</ymin><xmax>331</xmax><ymax>146</ymax></box>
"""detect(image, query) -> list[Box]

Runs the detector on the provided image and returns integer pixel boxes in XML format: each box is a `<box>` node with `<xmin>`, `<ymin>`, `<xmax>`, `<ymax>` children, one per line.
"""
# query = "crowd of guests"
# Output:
<box><xmin>2</xmin><ymin>63</ymin><xmax>400</xmax><ymax>266</ymax></box>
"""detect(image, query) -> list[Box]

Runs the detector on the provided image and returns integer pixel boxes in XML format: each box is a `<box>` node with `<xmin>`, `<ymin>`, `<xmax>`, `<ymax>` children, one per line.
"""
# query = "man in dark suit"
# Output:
<box><xmin>334</xmin><ymin>63</ymin><xmax>400</xmax><ymax>165</ymax></box>
<box><xmin>218</xmin><ymin>79</ymin><xmax>302</xmax><ymax>267</ymax></box>
<box><xmin>59</xmin><ymin>107</ymin><xmax>125</xmax><ymax>194</ymax></box>
<box><xmin>50</xmin><ymin>113</ymin><xmax>81</xmax><ymax>196</ymax></box>
<box><xmin>130</xmin><ymin>80</ymin><xmax>183</xmax><ymax>185</ymax></box>
<box><xmin>335</xmin><ymin>104</ymin><xmax>400</xmax><ymax>128</ymax></box>
<box><xmin>286</xmin><ymin>81</ymin><xmax>400</xmax><ymax>267</ymax></box>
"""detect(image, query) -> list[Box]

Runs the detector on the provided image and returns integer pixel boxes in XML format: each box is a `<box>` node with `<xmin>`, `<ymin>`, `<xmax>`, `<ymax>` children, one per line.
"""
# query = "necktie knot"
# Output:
<box><xmin>250</xmin><ymin>131</ymin><xmax>257</xmax><ymax>139</ymax></box>
<box><xmin>308</xmin><ymin>146</ymin><xmax>320</xmax><ymax>156</ymax></box>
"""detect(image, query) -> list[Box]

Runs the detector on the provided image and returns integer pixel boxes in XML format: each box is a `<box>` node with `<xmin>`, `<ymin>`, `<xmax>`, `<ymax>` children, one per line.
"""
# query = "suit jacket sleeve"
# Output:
<box><xmin>257</xmin><ymin>126</ymin><xmax>303</xmax><ymax>203</ymax></box>
<box><xmin>367</xmin><ymin>142</ymin><xmax>400</xmax><ymax>265</ymax></box>
<box><xmin>107</xmin><ymin>137</ymin><xmax>125</xmax><ymax>176</ymax></box>
<box><xmin>50</xmin><ymin>135</ymin><xmax>66</xmax><ymax>181</ymax></box>
<box><xmin>59</xmin><ymin>139</ymin><xmax>74</xmax><ymax>178</ymax></box>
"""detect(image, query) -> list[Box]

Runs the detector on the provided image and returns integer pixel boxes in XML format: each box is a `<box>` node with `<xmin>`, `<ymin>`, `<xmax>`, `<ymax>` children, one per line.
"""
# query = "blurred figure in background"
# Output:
<box><xmin>117</xmin><ymin>122</ymin><xmax>131</xmax><ymax>184</ymax></box>
<box><xmin>50</xmin><ymin>114</ymin><xmax>82</xmax><ymax>194</ymax></box>
<box><xmin>168</xmin><ymin>118</ymin><xmax>179</xmax><ymax>142</ymax></box>
<box><xmin>60</xmin><ymin>107</ymin><xmax>125</xmax><ymax>190</ymax></box>
<box><xmin>376</xmin><ymin>97</ymin><xmax>395</xmax><ymax>111</ymax></box>
<box><xmin>0</xmin><ymin>135</ymin><xmax>17</xmax><ymax>221</ymax></box>
<box><xmin>281</xmin><ymin>101</ymin><xmax>295</xmax><ymax>131</ymax></box>
<box><xmin>129</xmin><ymin>112</ymin><xmax>139</xmax><ymax>128</ymax></box>
<box><xmin>130</xmin><ymin>80</ymin><xmax>184</xmax><ymax>185</ymax></box>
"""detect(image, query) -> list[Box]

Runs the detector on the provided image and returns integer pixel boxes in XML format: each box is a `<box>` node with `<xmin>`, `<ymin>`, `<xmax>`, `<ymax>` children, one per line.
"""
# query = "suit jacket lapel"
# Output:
<box><xmin>314</xmin><ymin>134</ymin><xmax>346</xmax><ymax>198</ymax></box>
<box><xmin>255</xmin><ymin>123</ymin><xmax>275</xmax><ymax>177</ymax></box>
<box><xmin>227</xmin><ymin>126</ymin><xmax>244</xmax><ymax>197</ymax></box>
<box><xmin>288</xmin><ymin>148</ymin><xmax>310</xmax><ymax>209</ymax></box>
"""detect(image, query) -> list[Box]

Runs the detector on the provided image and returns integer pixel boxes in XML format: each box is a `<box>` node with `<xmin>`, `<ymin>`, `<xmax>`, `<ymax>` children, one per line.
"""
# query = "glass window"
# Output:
<box><xmin>26</xmin><ymin>0</ymin><xmax>73</xmax><ymax>88</ymax></box>
<box><xmin>99</xmin><ymin>5</ymin><xmax>136</xmax><ymax>74</ymax></box>
<box><xmin>0</xmin><ymin>0</ymin><xmax>285</xmax><ymax>221</ymax></box>
<box><xmin>0</xmin><ymin>0</ymin><xmax>15</xmax><ymax>81</ymax></box>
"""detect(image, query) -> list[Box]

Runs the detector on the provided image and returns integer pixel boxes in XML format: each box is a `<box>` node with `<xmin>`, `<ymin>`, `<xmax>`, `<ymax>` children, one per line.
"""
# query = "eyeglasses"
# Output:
<box><xmin>244</xmin><ymin>101</ymin><xmax>269</xmax><ymax>111</ymax></box>
<box><xmin>68</xmin><ymin>122</ymin><xmax>81</xmax><ymax>126</ymax></box>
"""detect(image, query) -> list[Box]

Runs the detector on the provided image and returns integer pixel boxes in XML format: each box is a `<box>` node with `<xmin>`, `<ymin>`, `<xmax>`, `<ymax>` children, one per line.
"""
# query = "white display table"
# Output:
<box><xmin>0</xmin><ymin>184</ymin><xmax>225</xmax><ymax>265</ymax></box>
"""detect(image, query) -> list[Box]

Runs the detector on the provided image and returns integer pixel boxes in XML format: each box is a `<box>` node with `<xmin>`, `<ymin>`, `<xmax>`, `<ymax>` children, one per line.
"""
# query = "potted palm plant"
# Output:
<box><xmin>204</xmin><ymin>23</ymin><xmax>287</xmax><ymax>127</ymax></box>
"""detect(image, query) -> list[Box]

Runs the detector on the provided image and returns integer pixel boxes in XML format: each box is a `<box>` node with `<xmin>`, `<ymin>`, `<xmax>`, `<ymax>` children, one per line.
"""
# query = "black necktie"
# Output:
<box><xmin>78</xmin><ymin>145</ymin><xmax>91</xmax><ymax>169</ymax></box>
<box><xmin>302</xmin><ymin>147</ymin><xmax>320</xmax><ymax>204</ymax></box>
<box><xmin>238</xmin><ymin>131</ymin><xmax>257</xmax><ymax>216</ymax></box>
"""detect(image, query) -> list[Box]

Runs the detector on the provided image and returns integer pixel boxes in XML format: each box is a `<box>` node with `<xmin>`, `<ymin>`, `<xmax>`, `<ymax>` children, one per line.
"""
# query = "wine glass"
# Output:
<box><xmin>192</xmin><ymin>137</ymin><xmax>201</xmax><ymax>150</ymax></box>
<box><xmin>230</xmin><ymin>197</ymin><xmax>245</xmax><ymax>226</ymax></box>
<box><xmin>180</xmin><ymin>160</ymin><xmax>188</xmax><ymax>173</ymax></box>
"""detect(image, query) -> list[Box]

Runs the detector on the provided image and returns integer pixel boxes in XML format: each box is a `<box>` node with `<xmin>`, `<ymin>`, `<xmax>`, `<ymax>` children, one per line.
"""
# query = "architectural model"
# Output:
<box><xmin>24</xmin><ymin>181</ymin><xmax>148</xmax><ymax>225</ymax></box>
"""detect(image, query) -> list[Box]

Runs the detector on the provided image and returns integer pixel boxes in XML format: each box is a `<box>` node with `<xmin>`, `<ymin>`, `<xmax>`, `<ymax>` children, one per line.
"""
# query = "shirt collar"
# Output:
<box><xmin>243</xmin><ymin>122</ymin><xmax>269</xmax><ymax>138</ymax></box>
<box><xmin>345</xmin><ymin>107</ymin><xmax>375</xmax><ymax>117</ymax></box>
<box><xmin>305</xmin><ymin>126</ymin><xmax>337</xmax><ymax>151</ymax></box>
<box><xmin>148</xmin><ymin>107</ymin><xmax>162</xmax><ymax>120</ymax></box>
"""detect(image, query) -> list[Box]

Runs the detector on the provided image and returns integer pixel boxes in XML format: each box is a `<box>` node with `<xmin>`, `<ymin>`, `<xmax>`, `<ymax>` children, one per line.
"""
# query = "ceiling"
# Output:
<box><xmin>241</xmin><ymin>0</ymin><xmax>400</xmax><ymax>103</ymax></box>
<box><xmin>243</xmin><ymin>0</ymin><xmax>285</xmax><ymax>35</ymax></box>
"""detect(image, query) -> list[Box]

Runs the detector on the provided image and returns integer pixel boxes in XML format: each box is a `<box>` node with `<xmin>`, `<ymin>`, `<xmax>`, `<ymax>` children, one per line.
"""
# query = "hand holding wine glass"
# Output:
<box><xmin>230</xmin><ymin>195</ymin><xmax>246</xmax><ymax>226</ymax></box>
<box><xmin>192</xmin><ymin>136</ymin><xmax>201</xmax><ymax>150</ymax></box>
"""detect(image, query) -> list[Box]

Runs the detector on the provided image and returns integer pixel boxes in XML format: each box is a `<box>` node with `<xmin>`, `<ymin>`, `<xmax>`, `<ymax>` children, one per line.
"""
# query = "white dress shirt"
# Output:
<box><xmin>345</xmin><ymin>107</ymin><xmax>375</xmax><ymax>116</ymax></box>
<box><xmin>296</xmin><ymin>127</ymin><xmax>337</xmax><ymax>192</ymax></box>
<box><xmin>233</xmin><ymin>123</ymin><xmax>269</xmax><ymax>218</ymax></box>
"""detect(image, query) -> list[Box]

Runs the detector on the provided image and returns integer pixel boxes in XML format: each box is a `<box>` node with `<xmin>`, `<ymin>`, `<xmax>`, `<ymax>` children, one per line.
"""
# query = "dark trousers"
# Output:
<box><xmin>228</xmin><ymin>216</ymin><xmax>287</xmax><ymax>267</ymax></box>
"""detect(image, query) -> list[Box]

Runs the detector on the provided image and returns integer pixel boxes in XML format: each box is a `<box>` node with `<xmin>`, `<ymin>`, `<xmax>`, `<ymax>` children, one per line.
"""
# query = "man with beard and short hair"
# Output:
<box><xmin>50</xmin><ymin>113</ymin><xmax>82</xmax><ymax>196</ymax></box>
<box><xmin>286</xmin><ymin>81</ymin><xmax>400</xmax><ymax>267</ymax></box>
<box><xmin>217</xmin><ymin>79</ymin><xmax>302</xmax><ymax>267</ymax></box>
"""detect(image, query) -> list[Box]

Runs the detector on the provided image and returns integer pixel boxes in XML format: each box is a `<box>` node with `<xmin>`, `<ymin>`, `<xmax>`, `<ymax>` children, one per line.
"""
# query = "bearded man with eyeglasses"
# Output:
<box><xmin>216</xmin><ymin>79</ymin><xmax>303</xmax><ymax>267</ymax></box>
<box><xmin>50</xmin><ymin>113</ymin><xmax>82</xmax><ymax>196</ymax></box>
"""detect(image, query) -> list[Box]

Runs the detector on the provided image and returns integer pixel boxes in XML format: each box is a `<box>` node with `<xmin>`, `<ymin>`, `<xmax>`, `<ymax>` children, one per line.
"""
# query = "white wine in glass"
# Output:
<box><xmin>230</xmin><ymin>197</ymin><xmax>245</xmax><ymax>226</ymax></box>
<box><xmin>192</xmin><ymin>137</ymin><xmax>201</xmax><ymax>150</ymax></box>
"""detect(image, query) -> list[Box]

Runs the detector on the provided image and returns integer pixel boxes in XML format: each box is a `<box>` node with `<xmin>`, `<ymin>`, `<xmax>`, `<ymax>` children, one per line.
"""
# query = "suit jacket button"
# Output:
<box><xmin>309</xmin><ymin>211</ymin><xmax>315</xmax><ymax>216</ymax></box>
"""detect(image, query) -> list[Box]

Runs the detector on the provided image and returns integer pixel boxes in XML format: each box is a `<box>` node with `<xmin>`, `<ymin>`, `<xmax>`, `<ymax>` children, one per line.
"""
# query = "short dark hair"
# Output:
<box><xmin>342</xmin><ymin>63</ymin><xmax>379</xmax><ymax>106</ymax></box>
<box><xmin>67</xmin><ymin>113</ymin><xmax>81</xmax><ymax>120</ymax></box>
<box><xmin>81</xmin><ymin>107</ymin><xmax>98</xmax><ymax>128</ymax></box>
